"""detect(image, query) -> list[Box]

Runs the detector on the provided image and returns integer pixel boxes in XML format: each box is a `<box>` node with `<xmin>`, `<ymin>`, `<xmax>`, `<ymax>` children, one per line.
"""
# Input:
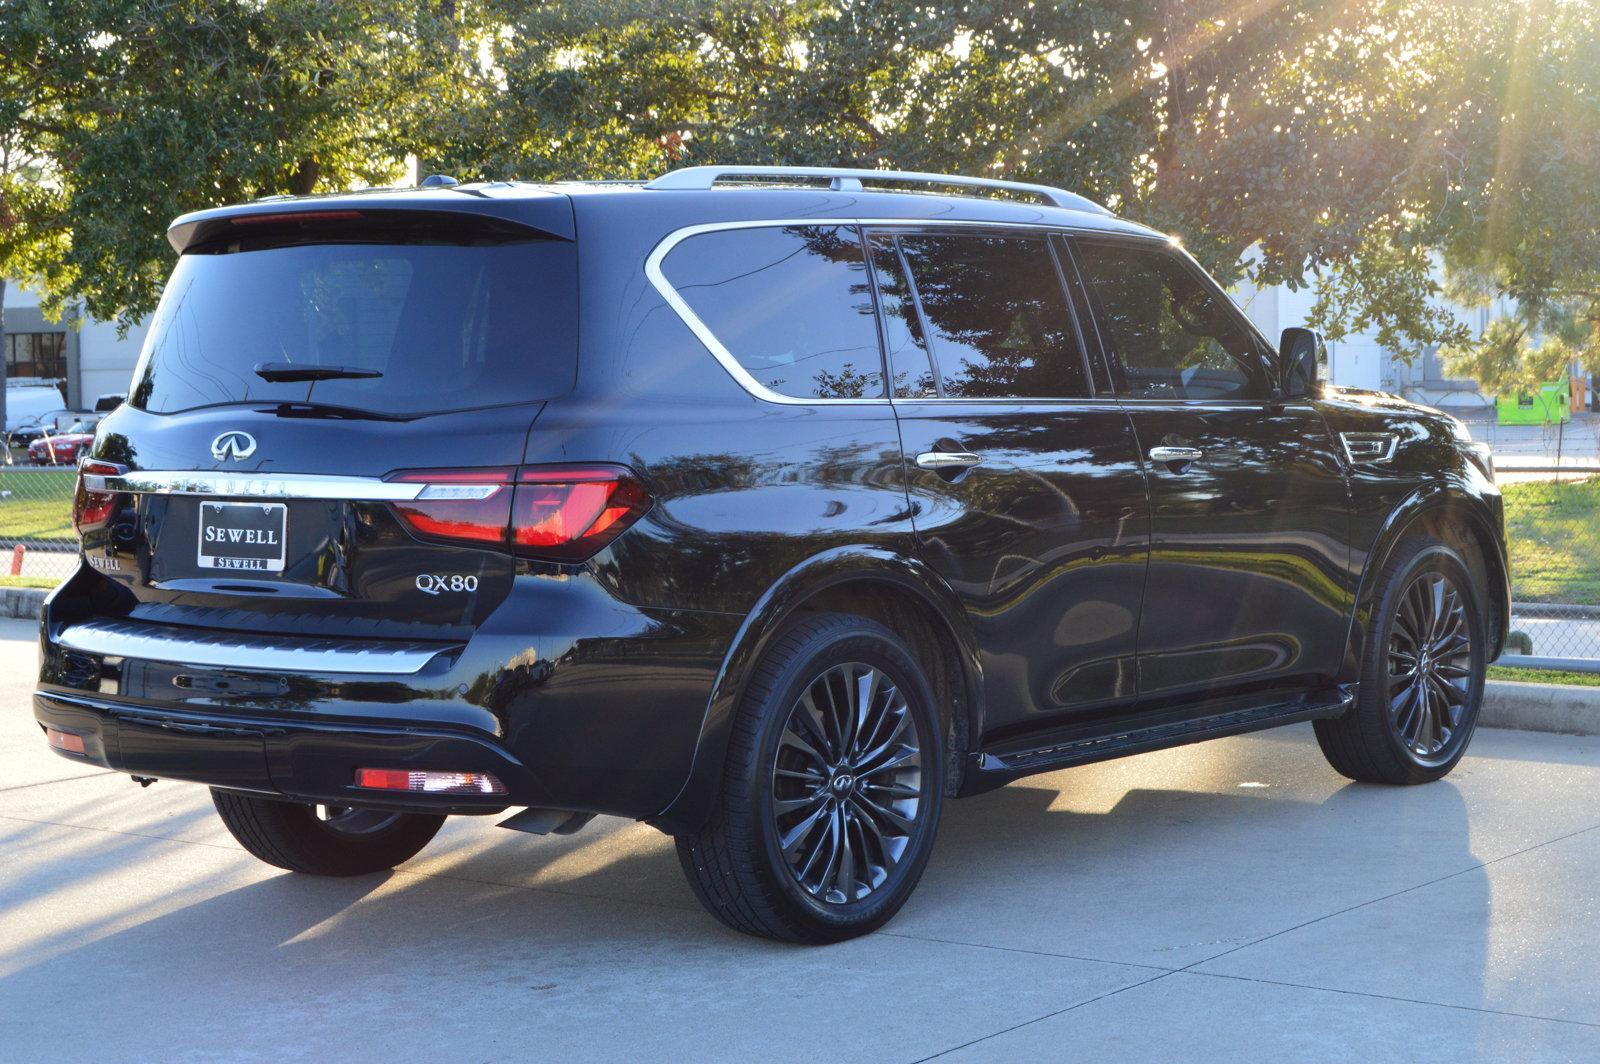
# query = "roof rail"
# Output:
<box><xmin>644</xmin><ymin>165</ymin><xmax>1110</xmax><ymax>215</ymax></box>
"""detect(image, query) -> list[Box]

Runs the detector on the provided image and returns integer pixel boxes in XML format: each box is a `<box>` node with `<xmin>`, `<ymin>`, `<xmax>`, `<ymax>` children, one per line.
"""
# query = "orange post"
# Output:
<box><xmin>9</xmin><ymin>544</ymin><xmax>23</xmax><ymax>576</ymax></box>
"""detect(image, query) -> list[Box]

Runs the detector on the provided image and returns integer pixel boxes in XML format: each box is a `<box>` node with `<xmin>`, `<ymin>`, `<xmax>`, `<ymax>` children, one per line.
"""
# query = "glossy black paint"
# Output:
<box><xmin>36</xmin><ymin>181</ymin><xmax>1507</xmax><ymax>836</ymax></box>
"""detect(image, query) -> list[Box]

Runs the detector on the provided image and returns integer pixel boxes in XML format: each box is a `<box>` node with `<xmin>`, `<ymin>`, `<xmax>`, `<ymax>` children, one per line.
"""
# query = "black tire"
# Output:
<box><xmin>676</xmin><ymin>612</ymin><xmax>945</xmax><ymax>944</ymax></box>
<box><xmin>1315</xmin><ymin>536</ymin><xmax>1487</xmax><ymax>784</ymax></box>
<box><xmin>211</xmin><ymin>790</ymin><xmax>445</xmax><ymax>876</ymax></box>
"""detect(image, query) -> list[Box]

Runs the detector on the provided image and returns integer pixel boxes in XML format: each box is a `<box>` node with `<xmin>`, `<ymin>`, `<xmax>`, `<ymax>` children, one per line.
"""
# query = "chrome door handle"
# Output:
<box><xmin>916</xmin><ymin>451</ymin><xmax>983</xmax><ymax>470</ymax></box>
<box><xmin>1148</xmin><ymin>446</ymin><xmax>1203</xmax><ymax>463</ymax></box>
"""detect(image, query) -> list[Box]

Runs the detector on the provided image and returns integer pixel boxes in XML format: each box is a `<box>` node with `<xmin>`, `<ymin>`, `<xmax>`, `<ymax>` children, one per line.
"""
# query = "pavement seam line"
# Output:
<box><xmin>1179</xmin><ymin>818</ymin><xmax>1600</xmax><ymax>974</ymax></box>
<box><xmin>0</xmin><ymin>771</ymin><xmax>120</xmax><ymax>793</ymax></box>
<box><xmin>875</xmin><ymin>930</ymin><xmax>1178</xmax><ymax>973</ymax></box>
<box><xmin>1183</xmin><ymin>970</ymin><xmax>1600</xmax><ymax>1029</ymax></box>
<box><xmin>908</xmin><ymin>969</ymin><xmax>1181</xmax><ymax>1063</ymax></box>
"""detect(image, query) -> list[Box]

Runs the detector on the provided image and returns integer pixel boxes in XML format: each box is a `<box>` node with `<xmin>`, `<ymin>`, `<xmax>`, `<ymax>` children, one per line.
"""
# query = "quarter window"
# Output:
<box><xmin>1072</xmin><ymin>240</ymin><xmax>1268</xmax><ymax>402</ymax></box>
<box><xmin>660</xmin><ymin>225</ymin><xmax>885</xmax><ymax>400</ymax></box>
<box><xmin>885</xmin><ymin>232</ymin><xmax>1090</xmax><ymax>400</ymax></box>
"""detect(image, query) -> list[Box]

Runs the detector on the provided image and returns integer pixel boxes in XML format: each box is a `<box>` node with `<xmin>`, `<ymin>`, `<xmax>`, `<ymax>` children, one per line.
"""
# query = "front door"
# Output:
<box><xmin>1067</xmin><ymin>236</ymin><xmax>1351</xmax><ymax>700</ymax></box>
<box><xmin>867</xmin><ymin>226</ymin><xmax>1149</xmax><ymax>739</ymax></box>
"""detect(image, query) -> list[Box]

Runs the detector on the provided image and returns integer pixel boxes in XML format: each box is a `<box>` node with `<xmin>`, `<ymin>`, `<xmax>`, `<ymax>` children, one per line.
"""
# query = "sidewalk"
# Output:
<box><xmin>2</xmin><ymin>618</ymin><xmax>1597</xmax><ymax>1062</ymax></box>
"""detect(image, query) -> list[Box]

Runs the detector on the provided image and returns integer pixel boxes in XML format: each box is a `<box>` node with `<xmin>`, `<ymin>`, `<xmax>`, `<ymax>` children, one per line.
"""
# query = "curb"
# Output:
<box><xmin>0</xmin><ymin>586</ymin><xmax>47</xmax><ymax>621</ymax></box>
<box><xmin>1482</xmin><ymin>680</ymin><xmax>1600</xmax><ymax>737</ymax></box>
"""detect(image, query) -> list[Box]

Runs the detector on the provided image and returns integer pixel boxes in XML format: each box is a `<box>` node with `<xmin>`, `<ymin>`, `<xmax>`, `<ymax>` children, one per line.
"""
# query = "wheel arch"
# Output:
<box><xmin>648</xmin><ymin>545</ymin><xmax>982</xmax><ymax>836</ymax></box>
<box><xmin>1339</xmin><ymin>480</ymin><xmax>1510</xmax><ymax>683</ymax></box>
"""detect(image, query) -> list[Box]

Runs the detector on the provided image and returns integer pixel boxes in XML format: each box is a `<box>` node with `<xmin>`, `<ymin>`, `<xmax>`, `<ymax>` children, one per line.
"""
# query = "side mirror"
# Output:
<box><xmin>1279</xmin><ymin>327</ymin><xmax>1326</xmax><ymax>399</ymax></box>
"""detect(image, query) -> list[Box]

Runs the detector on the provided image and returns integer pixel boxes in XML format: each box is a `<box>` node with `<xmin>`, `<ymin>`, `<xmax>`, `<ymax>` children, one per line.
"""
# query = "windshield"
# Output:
<box><xmin>131</xmin><ymin>239</ymin><xmax>577</xmax><ymax>416</ymax></box>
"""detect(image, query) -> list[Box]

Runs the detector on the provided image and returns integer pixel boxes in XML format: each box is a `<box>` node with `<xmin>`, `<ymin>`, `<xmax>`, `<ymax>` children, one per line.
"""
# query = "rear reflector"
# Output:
<box><xmin>355</xmin><ymin>768</ymin><xmax>507</xmax><ymax>795</ymax></box>
<box><xmin>46</xmin><ymin>729</ymin><xmax>86</xmax><ymax>755</ymax></box>
<box><xmin>387</xmin><ymin>464</ymin><xmax>650</xmax><ymax>563</ymax></box>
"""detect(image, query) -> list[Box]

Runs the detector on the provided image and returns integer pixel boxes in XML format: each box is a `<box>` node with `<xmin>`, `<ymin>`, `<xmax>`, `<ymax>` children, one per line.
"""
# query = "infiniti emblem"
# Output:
<box><xmin>211</xmin><ymin>431</ymin><xmax>257</xmax><ymax>462</ymax></box>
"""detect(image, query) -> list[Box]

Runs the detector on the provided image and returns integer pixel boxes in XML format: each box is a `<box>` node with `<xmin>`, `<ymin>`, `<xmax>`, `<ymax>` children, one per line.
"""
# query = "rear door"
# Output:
<box><xmin>86</xmin><ymin>209</ymin><xmax>578</xmax><ymax>639</ymax></box>
<box><xmin>1066</xmin><ymin>236</ymin><xmax>1351</xmax><ymax>699</ymax></box>
<box><xmin>870</xmin><ymin>226</ymin><xmax>1149</xmax><ymax>736</ymax></box>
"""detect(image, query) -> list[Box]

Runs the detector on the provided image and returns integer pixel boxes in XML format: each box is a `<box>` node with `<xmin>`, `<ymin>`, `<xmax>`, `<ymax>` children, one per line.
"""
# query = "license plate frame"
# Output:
<box><xmin>197</xmin><ymin>501</ymin><xmax>288</xmax><ymax>573</ymax></box>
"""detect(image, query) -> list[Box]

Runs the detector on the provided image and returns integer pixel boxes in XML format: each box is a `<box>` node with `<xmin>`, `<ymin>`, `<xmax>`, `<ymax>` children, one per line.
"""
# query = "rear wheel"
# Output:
<box><xmin>211</xmin><ymin>790</ymin><xmax>445</xmax><ymax>876</ymax></box>
<box><xmin>1315</xmin><ymin>537</ymin><xmax>1486</xmax><ymax>784</ymax></box>
<box><xmin>676</xmin><ymin>613</ymin><xmax>944</xmax><ymax>943</ymax></box>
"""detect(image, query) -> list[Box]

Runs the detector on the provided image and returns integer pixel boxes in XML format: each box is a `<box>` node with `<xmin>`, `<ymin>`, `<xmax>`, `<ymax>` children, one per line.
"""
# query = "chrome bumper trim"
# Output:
<box><xmin>56</xmin><ymin>618</ymin><xmax>450</xmax><ymax>675</ymax></box>
<box><xmin>82</xmin><ymin>471</ymin><xmax>426</xmax><ymax>501</ymax></box>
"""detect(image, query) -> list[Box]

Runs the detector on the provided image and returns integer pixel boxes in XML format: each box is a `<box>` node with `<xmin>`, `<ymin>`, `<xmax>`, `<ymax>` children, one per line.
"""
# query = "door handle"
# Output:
<box><xmin>916</xmin><ymin>451</ymin><xmax>983</xmax><ymax>470</ymax></box>
<box><xmin>1148</xmin><ymin>445</ymin><xmax>1203</xmax><ymax>464</ymax></box>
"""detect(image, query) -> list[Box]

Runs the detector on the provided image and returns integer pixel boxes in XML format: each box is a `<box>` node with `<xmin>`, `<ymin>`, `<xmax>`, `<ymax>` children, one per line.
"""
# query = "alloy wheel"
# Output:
<box><xmin>314</xmin><ymin>805</ymin><xmax>406</xmax><ymax>836</ymax></box>
<box><xmin>1387</xmin><ymin>570</ymin><xmax>1474</xmax><ymax>763</ymax></box>
<box><xmin>770</xmin><ymin>662</ymin><xmax>924</xmax><ymax>905</ymax></box>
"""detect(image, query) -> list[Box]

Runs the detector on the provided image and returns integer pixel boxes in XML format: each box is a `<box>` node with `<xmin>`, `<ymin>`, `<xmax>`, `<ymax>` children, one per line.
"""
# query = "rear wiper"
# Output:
<box><xmin>266</xmin><ymin>401</ymin><xmax>410</xmax><ymax>422</ymax></box>
<box><xmin>253</xmin><ymin>362</ymin><xmax>383</xmax><ymax>383</ymax></box>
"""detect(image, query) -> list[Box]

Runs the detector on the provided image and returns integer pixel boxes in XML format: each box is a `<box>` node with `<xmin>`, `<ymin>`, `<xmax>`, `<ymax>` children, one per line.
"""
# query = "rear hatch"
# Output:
<box><xmin>78</xmin><ymin>203</ymin><xmax>577</xmax><ymax>639</ymax></box>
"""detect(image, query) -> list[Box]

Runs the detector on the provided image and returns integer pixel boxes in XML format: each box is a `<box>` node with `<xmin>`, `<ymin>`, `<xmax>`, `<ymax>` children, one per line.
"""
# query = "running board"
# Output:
<box><xmin>967</xmin><ymin>688</ymin><xmax>1354</xmax><ymax>792</ymax></box>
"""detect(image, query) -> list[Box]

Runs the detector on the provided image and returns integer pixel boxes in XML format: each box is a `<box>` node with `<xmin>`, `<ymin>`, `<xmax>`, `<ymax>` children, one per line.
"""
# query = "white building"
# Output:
<box><xmin>1233</xmin><ymin>264</ymin><xmax>1494</xmax><ymax>412</ymax></box>
<box><xmin>2</xmin><ymin>281</ymin><xmax>149</xmax><ymax>410</ymax></box>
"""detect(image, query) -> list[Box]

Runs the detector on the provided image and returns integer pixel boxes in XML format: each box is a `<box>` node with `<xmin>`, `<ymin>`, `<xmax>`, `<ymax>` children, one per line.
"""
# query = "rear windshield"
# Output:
<box><xmin>131</xmin><ymin>239</ymin><xmax>576</xmax><ymax>416</ymax></box>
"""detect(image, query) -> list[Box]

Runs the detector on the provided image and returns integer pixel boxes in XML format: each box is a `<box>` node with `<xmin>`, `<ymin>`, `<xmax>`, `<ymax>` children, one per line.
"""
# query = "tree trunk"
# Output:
<box><xmin>0</xmin><ymin>276</ymin><xmax>9</xmax><ymax>455</ymax></box>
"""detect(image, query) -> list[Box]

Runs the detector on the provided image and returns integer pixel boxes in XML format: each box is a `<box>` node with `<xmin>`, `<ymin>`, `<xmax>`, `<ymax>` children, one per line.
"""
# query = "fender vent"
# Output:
<box><xmin>1340</xmin><ymin>432</ymin><xmax>1398</xmax><ymax>465</ymax></box>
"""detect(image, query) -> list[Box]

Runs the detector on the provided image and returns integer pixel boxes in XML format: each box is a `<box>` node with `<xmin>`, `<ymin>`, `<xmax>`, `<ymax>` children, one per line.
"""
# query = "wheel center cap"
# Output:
<box><xmin>830</xmin><ymin>773</ymin><xmax>856</xmax><ymax>797</ymax></box>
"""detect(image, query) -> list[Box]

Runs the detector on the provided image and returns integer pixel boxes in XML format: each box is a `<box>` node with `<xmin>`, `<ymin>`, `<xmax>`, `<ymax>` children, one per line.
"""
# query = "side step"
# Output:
<box><xmin>967</xmin><ymin>688</ymin><xmax>1354</xmax><ymax>791</ymax></box>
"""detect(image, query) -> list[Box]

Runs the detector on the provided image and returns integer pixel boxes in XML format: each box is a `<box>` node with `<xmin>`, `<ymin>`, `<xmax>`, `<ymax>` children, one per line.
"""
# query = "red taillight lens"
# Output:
<box><xmin>511</xmin><ymin>466</ymin><xmax>651</xmax><ymax>562</ymax></box>
<box><xmin>73</xmin><ymin>460</ymin><xmax>124</xmax><ymax>535</ymax></box>
<box><xmin>387</xmin><ymin>464</ymin><xmax>650</xmax><ymax>562</ymax></box>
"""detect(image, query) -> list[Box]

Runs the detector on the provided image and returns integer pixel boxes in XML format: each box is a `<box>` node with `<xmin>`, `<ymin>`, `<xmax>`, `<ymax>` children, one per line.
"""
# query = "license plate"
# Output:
<box><xmin>197</xmin><ymin>502</ymin><xmax>287</xmax><ymax>573</ymax></box>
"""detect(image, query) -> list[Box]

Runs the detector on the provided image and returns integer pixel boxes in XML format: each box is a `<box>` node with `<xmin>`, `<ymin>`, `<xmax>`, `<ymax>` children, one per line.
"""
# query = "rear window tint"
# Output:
<box><xmin>660</xmin><ymin>225</ymin><xmax>885</xmax><ymax>400</ymax></box>
<box><xmin>131</xmin><ymin>240</ymin><xmax>576</xmax><ymax>416</ymax></box>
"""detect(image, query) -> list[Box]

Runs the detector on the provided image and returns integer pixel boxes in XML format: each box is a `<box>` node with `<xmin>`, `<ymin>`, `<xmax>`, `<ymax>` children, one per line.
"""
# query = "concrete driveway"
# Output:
<box><xmin>3</xmin><ymin>616</ymin><xmax>1598</xmax><ymax>1063</ymax></box>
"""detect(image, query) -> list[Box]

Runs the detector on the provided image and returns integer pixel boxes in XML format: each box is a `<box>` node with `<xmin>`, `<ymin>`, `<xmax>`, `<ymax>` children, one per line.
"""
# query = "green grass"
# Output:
<box><xmin>1501</xmin><ymin>475</ymin><xmax>1600</xmax><ymax>606</ymax></box>
<box><xmin>0</xmin><ymin>468</ymin><xmax>77</xmax><ymax>542</ymax></box>
<box><xmin>0</xmin><ymin>574</ymin><xmax>59</xmax><ymax>589</ymax></box>
<box><xmin>1488</xmin><ymin>665</ymin><xmax>1600</xmax><ymax>687</ymax></box>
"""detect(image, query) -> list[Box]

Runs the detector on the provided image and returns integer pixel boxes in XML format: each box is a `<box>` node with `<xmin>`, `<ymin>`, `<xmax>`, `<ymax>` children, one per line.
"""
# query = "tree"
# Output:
<box><xmin>0</xmin><ymin>0</ymin><xmax>464</xmax><ymax>332</ymax></box>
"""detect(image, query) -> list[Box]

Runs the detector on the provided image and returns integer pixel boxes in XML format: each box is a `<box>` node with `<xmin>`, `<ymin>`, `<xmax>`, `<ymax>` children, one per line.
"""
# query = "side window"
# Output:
<box><xmin>1072</xmin><ymin>240</ymin><xmax>1269</xmax><ymax>402</ymax></box>
<box><xmin>660</xmin><ymin>224</ymin><xmax>885</xmax><ymax>400</ymax></box>
<box><xmin>884</xmin><ymin>231</ymin><xmax>1091</xmax><ymax>400</ymax></box>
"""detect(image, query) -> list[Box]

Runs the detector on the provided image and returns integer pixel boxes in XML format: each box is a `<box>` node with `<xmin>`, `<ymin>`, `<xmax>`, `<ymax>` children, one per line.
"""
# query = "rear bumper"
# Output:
<box><xmin>35</xmin><ymin>567</ymin><xmax>743</xmax><ymax>820</ymax></box>
<box><xmin>33</xmin><ymin>690</ymin><xmax>528</xmax><ymax>815</ymax></box>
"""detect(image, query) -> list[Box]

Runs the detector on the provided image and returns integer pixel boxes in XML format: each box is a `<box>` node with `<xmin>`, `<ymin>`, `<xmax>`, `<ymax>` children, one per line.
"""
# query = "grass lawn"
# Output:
<box><xmin>1488</xmin><ymin>665</ymin><xmax>1600</xmax><ymax>687</ymax></box>
<box><xmin>1501</xmin><ymin>475</ymin><xmax>1600</xmax><ymax>606</ymax></box>
<box><xmin>0</xmin><ymin>468</ymin><xmax>77</xmax><ymax>542</ymax></box>
<box><xmin>0</xmin><ymin>574</ymin><xmax>59</xmax><ymax>589</ymax></box>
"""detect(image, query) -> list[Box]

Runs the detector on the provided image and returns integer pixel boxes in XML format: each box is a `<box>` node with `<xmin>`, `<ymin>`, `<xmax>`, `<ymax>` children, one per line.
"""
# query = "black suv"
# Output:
<box><xmin>35</xmin><ymin>166</ymin><xmax>1507</xmax><ymax>943</ymax></box>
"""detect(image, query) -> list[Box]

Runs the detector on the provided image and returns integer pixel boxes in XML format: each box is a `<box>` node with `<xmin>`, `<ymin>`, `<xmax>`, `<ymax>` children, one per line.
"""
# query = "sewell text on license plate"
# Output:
<box><xmin>197</xmin><ymin>501</ymin><xmax>288</xmax><ymax>573</ymax></box>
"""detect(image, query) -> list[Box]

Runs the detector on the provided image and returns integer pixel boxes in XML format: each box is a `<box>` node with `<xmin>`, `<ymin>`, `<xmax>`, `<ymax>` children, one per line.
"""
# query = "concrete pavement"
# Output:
<box><xmin>2</xmin><ymin>616</ymin><xmax>1598</xmax><ymax>1062</ymax></box>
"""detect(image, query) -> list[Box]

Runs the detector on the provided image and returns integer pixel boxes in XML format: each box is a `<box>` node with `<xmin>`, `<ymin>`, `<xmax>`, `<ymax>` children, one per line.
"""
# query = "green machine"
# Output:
<box><xmin>1497</xmin><ymin>381</ymin><xmax>1571</xmax><ymax>425</ymax></box>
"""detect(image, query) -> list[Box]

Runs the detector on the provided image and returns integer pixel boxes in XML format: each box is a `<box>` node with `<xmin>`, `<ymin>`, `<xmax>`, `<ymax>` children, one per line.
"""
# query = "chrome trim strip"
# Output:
<box><xmin>83</xmin><ymin>471</ymin><xmax>426</xmax><ymax>500</ymax></box>
<box><xmin>644</xmin><ymin>165</ymin><xmax>1111</xmax><ymax>215</ymax></box>
<box><xmin>1339</xmin><ymin>432</ymin><xmax>1399</xmax><ymax>465</ymax></box>
<box><xmin>644</xmin><ymin>217</ymin><xmax>1159</xmax><ymax>407</ymax></box>
<box><xmin>56</xmin><ymin>618</ymin><xmax>450</xmax><ymax>675</ymax></box>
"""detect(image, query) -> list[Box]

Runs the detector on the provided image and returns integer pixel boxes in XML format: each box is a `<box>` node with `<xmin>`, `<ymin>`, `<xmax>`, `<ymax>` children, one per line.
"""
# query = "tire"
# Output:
<box><xmin>1315</xmin><ymin>536</ymin><xmax>1487</xmax><ymax>784</ymax></box>
<box><xmin>676</xmin><ymin>612</ymin><xmax>945</xmax><ymax>944</ymax></box>
<box><xmin>211</xmin><ymin>790</ymin><xmax>445</xmax><ymax>876</ymax></box>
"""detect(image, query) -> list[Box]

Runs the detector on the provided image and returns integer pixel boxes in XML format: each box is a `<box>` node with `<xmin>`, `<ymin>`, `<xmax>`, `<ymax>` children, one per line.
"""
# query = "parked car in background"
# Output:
<box><xmin>27</xmin><ymin>421</ymin><xmax>97</xmax><ymax>465</ymax></box>
<box><xmin>34</xmin><ymin>166</ymin><xmax>1508</xmax><ymax>944</ymax></box>
<box><xmin>7</xmin><ymin>414</ymin><xmax>71</xmax><ymax>452</ymax></box>
<box><xmin>4</xmin><ymin>380</ymin><xmax>70</xmax><ymax>433</ymax></box>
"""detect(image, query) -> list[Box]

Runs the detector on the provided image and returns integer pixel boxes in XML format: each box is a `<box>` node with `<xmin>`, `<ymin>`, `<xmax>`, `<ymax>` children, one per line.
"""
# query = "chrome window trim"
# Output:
<box><xmin>84</xmin><ymin>471</ymin><xmax>427</xmax><ymax>500</ymax></box>
<box><xmin>55</xmin><ymin>617</ymin><xmax>450</xmax><ymax>675</ymax></box>
<box><xmin>645</xmin><ymin>217</ymin><xmax>1152</xmax><ymax>407</ymax></box>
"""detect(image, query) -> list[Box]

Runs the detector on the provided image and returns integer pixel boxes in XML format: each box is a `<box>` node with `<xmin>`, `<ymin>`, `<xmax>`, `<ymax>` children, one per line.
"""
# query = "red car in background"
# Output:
<box><xmin>28</xmin><ymin>429</ymin><xmax>95</xmax><ymax>465</ymax></box>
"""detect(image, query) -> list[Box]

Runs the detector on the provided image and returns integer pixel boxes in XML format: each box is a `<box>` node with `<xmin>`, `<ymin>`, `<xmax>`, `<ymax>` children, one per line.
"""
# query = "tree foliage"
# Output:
<box><xmin>1</xmin><ymin>0</ymin><xmax>1596</xmax><ymax>392</ymax></box>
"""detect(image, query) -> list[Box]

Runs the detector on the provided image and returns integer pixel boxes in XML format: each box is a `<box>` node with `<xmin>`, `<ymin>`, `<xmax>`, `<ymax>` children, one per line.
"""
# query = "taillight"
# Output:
<box><xmin>73</xmin><ymin>460</ymin><xmax>124</xmax><ymax>534</ymax></box>
<box><xmin>388</xmin><ymin>464</ymin><xmax>650</xmax><ymax>562</ymax></box>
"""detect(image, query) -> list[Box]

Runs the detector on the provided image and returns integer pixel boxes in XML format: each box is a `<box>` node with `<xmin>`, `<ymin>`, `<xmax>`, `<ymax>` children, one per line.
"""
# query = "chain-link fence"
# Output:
<box><xmin>4</xmin><ymin>433</ymin><xmax>1599</xmax><ymax>668</ymax></box>
<box><xmin>0</xmin><ymin>445</ymin><xmax>80</xmax><ymax>587</ymax></box>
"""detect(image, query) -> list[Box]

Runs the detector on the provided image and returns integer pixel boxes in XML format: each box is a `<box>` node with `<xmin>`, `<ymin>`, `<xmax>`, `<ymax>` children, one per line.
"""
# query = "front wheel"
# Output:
<box><xmin>1315</xmin><ymin>537</ymin><xmax>1487</xmax><ymax>784</ymax></box>
<box><xmin>211</xmin><ymin>790</ymin><xmax>445</xmax><ymax>876</ymax></box>
<box><xmin>676</xmin><ymin>613</ymin><xmax>945</xmax><ymax>944</ymax></box>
